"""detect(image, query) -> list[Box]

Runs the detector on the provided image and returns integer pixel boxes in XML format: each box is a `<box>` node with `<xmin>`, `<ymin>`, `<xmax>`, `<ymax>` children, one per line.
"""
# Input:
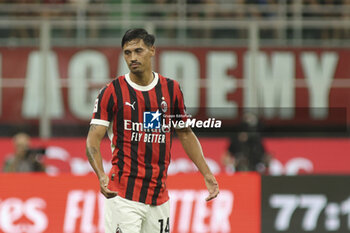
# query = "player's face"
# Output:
<box><xmin>123</xmin><ymin>39</ymin><xmax>155</xmax><ymax>75</ymax></box>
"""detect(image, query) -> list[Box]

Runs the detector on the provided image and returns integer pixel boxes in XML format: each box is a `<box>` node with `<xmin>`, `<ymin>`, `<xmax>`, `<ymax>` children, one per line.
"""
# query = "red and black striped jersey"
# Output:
<box><xmin>90</xmin><ymin>72</ymin><xmax>187</xmax><ymax>205</ymax></box>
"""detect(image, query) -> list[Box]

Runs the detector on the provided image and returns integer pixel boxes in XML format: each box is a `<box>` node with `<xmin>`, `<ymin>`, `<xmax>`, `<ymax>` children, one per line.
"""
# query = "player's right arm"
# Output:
<box><xmin>86</xmin><ymin>124</ymin><xmax>117</xmax><ymax>198</ymax></box>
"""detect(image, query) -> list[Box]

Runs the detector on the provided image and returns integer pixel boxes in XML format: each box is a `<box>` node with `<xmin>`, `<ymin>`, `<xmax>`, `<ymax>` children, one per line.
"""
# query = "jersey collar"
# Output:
<box><xmin>125</xmin><ymin>72</ymin><xmax>159</xmax><ymax>91</ymax></box>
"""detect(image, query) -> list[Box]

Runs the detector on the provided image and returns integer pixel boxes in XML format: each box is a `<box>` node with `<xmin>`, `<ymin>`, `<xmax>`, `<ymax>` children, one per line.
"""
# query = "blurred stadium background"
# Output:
<box><xmin>1</xmin><ymin>0</ymin><xmax>350</xmax><ymax>233</ymax></box>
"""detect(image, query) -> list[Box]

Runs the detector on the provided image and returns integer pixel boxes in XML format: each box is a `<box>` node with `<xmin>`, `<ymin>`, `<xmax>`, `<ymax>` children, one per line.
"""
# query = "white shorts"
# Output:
<box><xmin>105</xmin><ymin>196</ymin><xmax>170</xmax><ymax>233</ymax></box>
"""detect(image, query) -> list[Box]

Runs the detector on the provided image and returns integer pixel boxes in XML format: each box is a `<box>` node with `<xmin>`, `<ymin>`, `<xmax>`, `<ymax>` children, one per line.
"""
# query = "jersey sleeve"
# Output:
<box><xmin>90</xmin><ymin>83</ymin><xmax>116</xmax><ymax>127</ymax></box>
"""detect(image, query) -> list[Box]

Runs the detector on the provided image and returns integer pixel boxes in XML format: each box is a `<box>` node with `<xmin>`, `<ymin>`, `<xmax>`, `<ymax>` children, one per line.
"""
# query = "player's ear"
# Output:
<box><xmin>149</xmin><ymin>45</ymin><xmax>155</xmax><ymax>57</ymax></box>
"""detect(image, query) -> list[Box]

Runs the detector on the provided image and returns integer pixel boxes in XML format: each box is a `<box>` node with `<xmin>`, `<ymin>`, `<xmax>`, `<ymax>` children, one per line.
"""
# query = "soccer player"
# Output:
<box><xmin>86</xmin><ymin>28</ymin><xmax>219</xmax><ymax>233</ymax></box>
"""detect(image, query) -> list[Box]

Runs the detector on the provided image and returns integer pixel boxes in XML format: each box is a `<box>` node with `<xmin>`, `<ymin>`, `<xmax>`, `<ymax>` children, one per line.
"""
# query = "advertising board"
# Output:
<box><xmin>0</xmin><ymin>173</ymin><xmax>260</xmax><ymax>233</ymax></box>
<box><xmin>262</xmin><ymin>176</ymin><xmax>350</xmax><ymax>233</ymax></box>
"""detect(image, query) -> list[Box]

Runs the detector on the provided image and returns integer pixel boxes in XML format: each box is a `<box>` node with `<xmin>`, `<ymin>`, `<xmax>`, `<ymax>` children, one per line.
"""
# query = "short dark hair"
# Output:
<box><xmin>121</xmin><ymin>28</ymin><xmax>155</xmax><ymax>48</ymax></box>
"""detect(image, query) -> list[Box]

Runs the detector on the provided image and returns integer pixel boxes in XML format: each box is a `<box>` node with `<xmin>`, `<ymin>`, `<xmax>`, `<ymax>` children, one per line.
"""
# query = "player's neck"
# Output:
<box><xmin>129</xmin><ymin>71</ymin><xmax>154</xmax><ymax>86</ymax></box>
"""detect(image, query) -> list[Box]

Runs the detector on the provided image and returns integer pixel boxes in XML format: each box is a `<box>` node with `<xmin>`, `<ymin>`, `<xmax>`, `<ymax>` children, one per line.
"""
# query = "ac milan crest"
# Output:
<box><xmin>161</xmin><ymin>97</ymin><xmax>167</xmax><ymax>113</ymax></box>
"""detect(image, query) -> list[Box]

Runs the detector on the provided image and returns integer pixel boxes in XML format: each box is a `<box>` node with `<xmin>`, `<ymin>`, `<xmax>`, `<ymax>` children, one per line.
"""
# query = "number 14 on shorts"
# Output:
<box><xmin>158</xmin><ymin>217</ymin><xmax>169</xmax><ymax>233</ymax></box>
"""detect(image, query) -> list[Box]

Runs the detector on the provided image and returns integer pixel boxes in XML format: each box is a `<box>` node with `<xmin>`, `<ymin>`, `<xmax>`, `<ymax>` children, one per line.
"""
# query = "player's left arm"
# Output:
<box><xmin>175</xmin><ymin>127</ymin><xmax>219</xmax><ymax>201</ymax></box>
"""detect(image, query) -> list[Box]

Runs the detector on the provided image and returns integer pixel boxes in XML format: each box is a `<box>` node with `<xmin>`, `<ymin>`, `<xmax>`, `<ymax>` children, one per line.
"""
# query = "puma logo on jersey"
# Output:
<box><xmin>125</xmin><ymin>101</ymin><xmax>136</xmax><ymax>110</ymax></box>
<box><xmin>116</xmin><ymin>224</ymin><xmax>123</xmax><ymax>233</ymax></box>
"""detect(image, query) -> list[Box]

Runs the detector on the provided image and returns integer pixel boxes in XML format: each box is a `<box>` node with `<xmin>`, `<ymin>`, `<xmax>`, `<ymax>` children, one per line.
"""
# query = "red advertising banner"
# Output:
<box><xmin>0</xmin><ymin>47</ymin><xmax>349</xmax><ymax>127</ymax></box>
<box><xmin>0</xmin><ymin>173</ymin><xmax>261</xmax><ymax>233</ymax></box>
<box><xmin>171</xmin><ymin>137</ymin><xmax>350</xmax><ymax>175</ymax></box>
<box><xmin>264</xmin><ymin>138</ymin><xmax>350</xmax><ymax>175</ymax></box>
<box><xmin>1</xmin><ymin>137</ymin><xmax>350</xmax><ymax>176</ymax></box>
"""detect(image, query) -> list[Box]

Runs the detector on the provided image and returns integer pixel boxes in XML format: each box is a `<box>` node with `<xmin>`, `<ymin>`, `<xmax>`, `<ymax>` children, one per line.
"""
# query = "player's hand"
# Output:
<box><xmin>204</xmin><ymin>174</ymin><xmax>219</xmax><ymax>201</ymax></box>
<box><xmin>99</xmin><ymin>174</ymin><xmax>118</xmax><ymax>199</ymax></box>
